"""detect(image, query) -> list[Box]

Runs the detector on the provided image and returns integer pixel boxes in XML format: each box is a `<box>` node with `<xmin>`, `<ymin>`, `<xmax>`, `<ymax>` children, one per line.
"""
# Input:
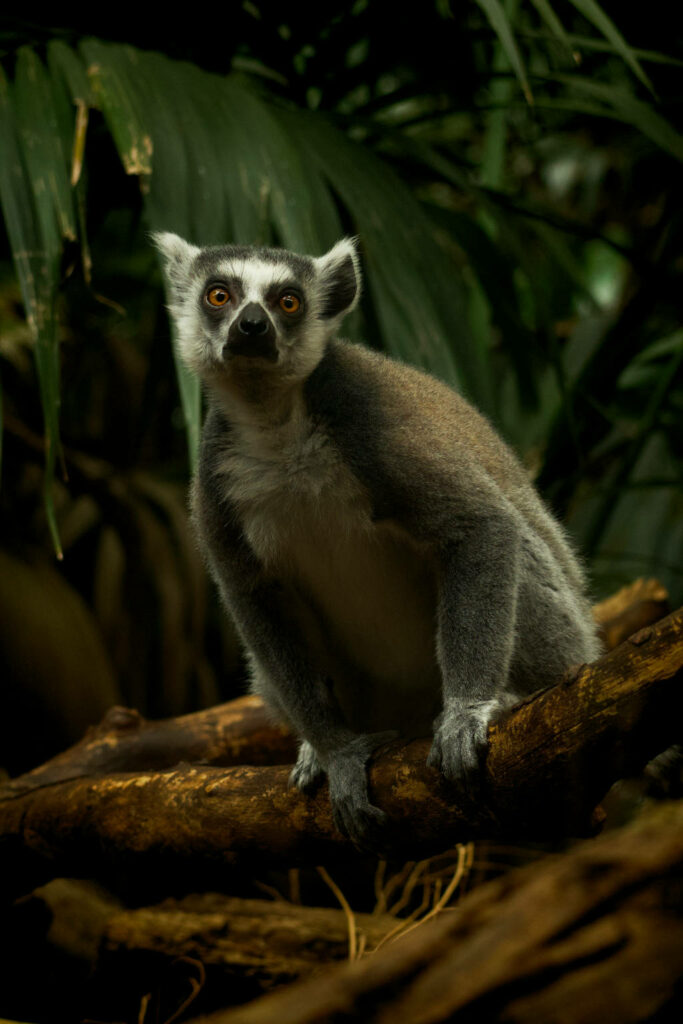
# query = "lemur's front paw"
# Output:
<box><xmin>326</xmin><ymin>731</ymin><xmax>398</xmax><ymax>853</ymax></box>
<box><xmin>427</xmin><ymin>699</ymin><xmax>499</xmax><ymax>798</ymax></box>
<box><xmin>289</xmin><ymin>740</ymin><xmax>325</xmax><ymax>794</ymax></box>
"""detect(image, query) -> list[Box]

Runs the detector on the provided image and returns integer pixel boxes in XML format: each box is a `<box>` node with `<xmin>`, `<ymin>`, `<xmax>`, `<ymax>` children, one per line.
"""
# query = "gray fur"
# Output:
<box><xmin>155</xmin><ymin>232</ymin><xmax>602</xmax><ymax>850</ymax></box>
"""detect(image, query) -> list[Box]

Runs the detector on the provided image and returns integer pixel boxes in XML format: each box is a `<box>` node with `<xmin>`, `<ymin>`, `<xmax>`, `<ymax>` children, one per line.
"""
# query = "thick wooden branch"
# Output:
<box><xmin>1</xmin><ymin>603</ymin><xmax>681</xmax><ymax>896</ymax></box>
<box><xmin>1</xmin><ymin>697</ymin><xmax>297</xmax><ymax>799</ymax></box>
<box><xmin>2</xmin><ymin>577</ymin><xmax>666</xmax><ymax>801</ymax></box>
<box><xmin>100</xmin><ymin>894</ymin><xmax>396</xmax><ymax>990</ymax></box>
<box><xmin>592</xmin><ymin>577</ymin><xmax>669</xmax><ymax>650</ymax></box>
<box><xmin>188</xmin><ymin>801</ymin><xmax>683</xmax><ymax>1024</ymax></box>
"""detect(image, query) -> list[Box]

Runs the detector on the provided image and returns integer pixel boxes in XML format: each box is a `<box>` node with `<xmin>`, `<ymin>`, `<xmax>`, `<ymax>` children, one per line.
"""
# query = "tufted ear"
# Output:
<box><xmin>151</xmin><ymin>231</ymin><xmax>200</xmax><ymax>291</ymax></box>
<box><xmin>314</xmin><ymin>237</ymin><xmax>361</xmax><ymax>320</ymax></box>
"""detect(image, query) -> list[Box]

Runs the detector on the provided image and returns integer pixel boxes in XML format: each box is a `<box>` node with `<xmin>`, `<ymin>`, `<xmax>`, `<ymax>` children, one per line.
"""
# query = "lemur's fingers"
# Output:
<box><xmin>289</xmin><ymin>740</ymin><xmax>325</xmax><ymax>793</ymax></box>
<box><xmin>326</xmin><ymin>731</ymin><xmax>398</xmax><ymax>852</ymax></box>
<box><xmin>427</xmin><ymin>700</ymin><xmax>495</xmax><ymax>799</ymax></box>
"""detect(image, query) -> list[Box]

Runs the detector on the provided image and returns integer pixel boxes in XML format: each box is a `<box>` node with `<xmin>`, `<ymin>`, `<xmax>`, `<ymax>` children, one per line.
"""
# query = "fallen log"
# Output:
<box><xmin>0</xmin><ymin>876</ymin><xmax>402</xmax><ymax>1019</ymax></box>
<box><xmin>1</xmin><ymin>577</ymin><xmax>666</xmax><ymax>801</ymax></box>
<box><xmin>1</xmin><ymin>602</ymin><xmax>681</xmax><ymax>896</ymax></box>
<box><xmin>100</xmin><ymin>893</ymin><xmax>397</xmax><ymax>988</ymax></box>
<box><xmin>186</xmin><ymin>800</ymin><xmax>683</xmax><ymax>1024</ymax></box>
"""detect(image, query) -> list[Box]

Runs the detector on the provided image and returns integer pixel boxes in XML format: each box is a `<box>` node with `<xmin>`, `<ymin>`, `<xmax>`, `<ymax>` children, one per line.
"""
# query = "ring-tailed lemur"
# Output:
<box><xmin>155</xmin><ymin>232</ymin><xmax>602</xmax><ymax>849</ymax></box>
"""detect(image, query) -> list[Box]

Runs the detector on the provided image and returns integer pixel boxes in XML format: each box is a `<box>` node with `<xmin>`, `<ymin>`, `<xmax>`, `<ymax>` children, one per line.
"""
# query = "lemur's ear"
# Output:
<box><xmin>151</xmin><ymin>232</ymin><xmax>199</xmax><ymax>289</ymax></box>
<box><xmin>315</xmin><ymin>237</ymin><xmax>361</xmax><ymax>320</ymax></box>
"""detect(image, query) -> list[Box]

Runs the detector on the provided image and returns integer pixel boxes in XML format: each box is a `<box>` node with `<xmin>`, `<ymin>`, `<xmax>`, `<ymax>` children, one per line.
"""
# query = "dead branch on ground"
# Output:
<box><xmin>185</xmin><ymin>801</ymin><xmax>683</xmax><ymax>1024</ymax></box>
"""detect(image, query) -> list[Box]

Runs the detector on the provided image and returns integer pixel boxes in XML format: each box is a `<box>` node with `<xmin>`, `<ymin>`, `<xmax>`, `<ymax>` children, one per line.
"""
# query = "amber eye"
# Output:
<box><xmin>206</xmin><ymin>286</ymin><xmax>230</xmax><ymax>307</ymax></box>
<box><xmin>279</xmin><ymin>293</ymin><xmax>301</xmax><ymax>314</ymax></box>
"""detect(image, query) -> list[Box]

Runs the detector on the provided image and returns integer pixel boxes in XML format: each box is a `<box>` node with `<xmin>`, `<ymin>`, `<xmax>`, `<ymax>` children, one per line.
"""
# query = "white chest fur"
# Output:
<box><xmin>216</xmin><ymin>408</ymin><xmax>368</xmax><ymax>562</ymax></box>
<box><xmin>215</xmin><ymin>410</ymin><xmax>441</xmax><ymax>731</ymax></box>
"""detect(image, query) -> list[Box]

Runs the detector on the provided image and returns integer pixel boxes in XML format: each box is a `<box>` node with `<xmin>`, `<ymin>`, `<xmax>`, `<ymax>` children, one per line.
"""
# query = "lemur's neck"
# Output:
<box><xmin>209</xmin><ymin>363</ymin><xmax>309</xmax><ymax>431</ymax></box>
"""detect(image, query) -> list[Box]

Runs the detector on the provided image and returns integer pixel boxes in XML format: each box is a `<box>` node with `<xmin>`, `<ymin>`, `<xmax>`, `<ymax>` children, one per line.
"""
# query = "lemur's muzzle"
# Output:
<box><xmin>224</xmin><ymin>302</ymin><xmax>278</xmax><ymax>362</ymax></box>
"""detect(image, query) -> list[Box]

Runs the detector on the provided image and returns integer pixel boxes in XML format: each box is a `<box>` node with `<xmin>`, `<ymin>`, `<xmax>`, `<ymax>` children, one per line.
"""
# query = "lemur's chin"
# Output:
<box><xmin>221</xmin><ymin>337</ymin><xmax>280</xmax><ymax>364</ymax></box>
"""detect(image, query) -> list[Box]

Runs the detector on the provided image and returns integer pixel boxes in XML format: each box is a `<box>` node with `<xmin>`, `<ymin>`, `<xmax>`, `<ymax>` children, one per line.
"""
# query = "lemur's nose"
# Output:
<box><xmin>238</xmin><ymin>303</ymin><xmax>269</xmax><ymax>336</ymax></box>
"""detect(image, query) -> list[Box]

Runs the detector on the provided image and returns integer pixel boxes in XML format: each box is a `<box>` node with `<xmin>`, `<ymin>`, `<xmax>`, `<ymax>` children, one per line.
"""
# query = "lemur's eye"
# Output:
<box><xmin>206</xmin><ymin>286</ymin><xmax>230</xmax><ymax>307</ymax></box>
<box><xmin>279</xmin><ymin>293</ymin><xmax>301</xmax><ymax>314</ymax></box>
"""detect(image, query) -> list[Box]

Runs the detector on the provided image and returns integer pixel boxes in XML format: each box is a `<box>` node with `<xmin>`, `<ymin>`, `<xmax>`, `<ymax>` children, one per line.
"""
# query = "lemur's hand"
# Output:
<box><xmin>289</xmin><ymin>740</ymin><xmax>325</xmax><ymax>793</ymax></box>
<box><xmin>327</xmin><ymin>731</ymin><xmax>398</xmax><ymax>851</ymax></box>
<box><xmin>427</xmin><ymin>698</ymin><xmax>500</xmax><ymax>799</ymax></box>
<box><xmin>289</xmin><ymin>732</ymin><xmax>398</xmax><ymax>852</ymax></box>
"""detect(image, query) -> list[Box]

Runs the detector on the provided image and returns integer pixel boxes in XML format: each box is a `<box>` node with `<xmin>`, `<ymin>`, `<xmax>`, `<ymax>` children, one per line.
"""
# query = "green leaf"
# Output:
<box><xmin>528</xmin><ymin>0</ymin><xmax>576</xmax><ymax>61</ymax></box>
<box><xmin>0</xmin><ymin>64</ymin><xmax>63</xmax><ymax>557</ymax></box>
<box><xmin>76</xmin><ymin>42</ymin><xmax>364</xmax><ymax>466</ymax></box>
<box><xmin>0</xmin><ymin>67</ymin><xmax>47</xmax><ymax>334</ymax></box>
<box><xmin>566</xmin><ymin>0</ymin><xmax>655</xmax><ymax>95</ymax></box>
<box><xmin>135</xmin><ymin>50</ymin><xmax>228</xmax><ymax>242</ymax></box>
<box><xmin>429</xmin><ymin>206</ymin><xmax>538</xmax><ymax>411</ymax></box>
<box><xmin>222</xmin><ymin>75</ymin><xmax>337</xmax><ymax>253</ymax></box>
<box><xmin>47</xmin><ymin>39</ymin><xmax>96</xmax><ymax>106</ymax></box>
<box><xmin>524</xmin><ymin>29</ymin><xmax>683</xmax><ymax>67</ymax></box>
<box><xmin>618</xmin><ymin>330</ymin><xmax>683</xmax><ymax>389</ymax></box>
<box><xmin>79</xmin><ymin>39</ymin><xmax>153</xmax><ymax>176</ymax></box>
<box><xmin>279</xmin><ymin>109</ymin><xmax>481</xmax><ymax>401</ymax></box>
<box><xmin>479</xmin><ymin>0</ymin><xmax>521</xmax><ymax>192</ymax></box>
<box><xmin>585</xmin><ymin>432</ymin><xmax>683</xmax><ymax>602</ymax></box>
<box><xmin>584</xmin><ymin>341</ymin><xmax>683</xmax><ymax>555</ymax></box>
<box><xmin>14</xmin><ymin>47</ymin><xmax>77</xmax><ymax>243</ymax></box>
<box><xmin>474</xmin><ymin>0</ymin><xmax>533</xmax><ymax>104</ymax></box>
<box><xmin>80</xmin><ymin>43</ymin><xmax>199</xmax><ymax>462</ymax></box>
<box><xmin>551</xmin><ymin>75</ymin><xmax>683</xmax><ymax>162</ymax></box>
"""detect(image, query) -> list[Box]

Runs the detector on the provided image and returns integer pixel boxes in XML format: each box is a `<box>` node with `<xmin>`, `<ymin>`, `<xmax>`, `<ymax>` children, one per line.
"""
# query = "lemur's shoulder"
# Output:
<box><xmin>306</xmin><ymin>339</ymin><xmax>532</xmax><ymax>500</ymax></box>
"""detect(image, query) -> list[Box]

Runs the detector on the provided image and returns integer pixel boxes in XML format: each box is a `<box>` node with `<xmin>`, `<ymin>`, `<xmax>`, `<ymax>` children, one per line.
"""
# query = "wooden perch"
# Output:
<box><xmin>187</xmin><ymin>801</ymin><xmax>683</xmax><ymax>1024</ymax></box>
<box><xmin>592</xmin><ymin>576</ymin><xmax>669</xmax><ymax>650</ymax></box>
<box><xmin>2</xmin><ymin>696</ymin><xmax>297</xmax><ymax>799</ymax></box>
<box><xmin>1</xmin><ymin>597</ymin><xmax>681</xmax><ymax>896</ymax></box>
<box><xmin>1</xmin><ymin>576</ymin><xmax>666</xmax><ymax>799</ymax></box>
<box><xmin>100</xmin><ymin>893</ymin><xmax>397</xmax><ymax>990</ymax></box>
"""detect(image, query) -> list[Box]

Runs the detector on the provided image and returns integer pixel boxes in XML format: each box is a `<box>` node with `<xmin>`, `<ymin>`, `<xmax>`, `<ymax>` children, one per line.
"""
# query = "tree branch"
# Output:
<box><xmin>0</xmin><ymin>697</ymin><xmax>296</xmax><ymax>800</ymax></box>
<box><xmin>2</xmin><ymin>577</ymin><xmax>666</xmax><ymax>799</ymax></box>
<box><xmin>186</xmin><ymin>801</ymin><xmax>683</xmax><ymax>1024</ymax></box>
<box><xmin>0</xmin><ymin>600</ymin><xmax>680</xmax><ymax>897</ymax></box>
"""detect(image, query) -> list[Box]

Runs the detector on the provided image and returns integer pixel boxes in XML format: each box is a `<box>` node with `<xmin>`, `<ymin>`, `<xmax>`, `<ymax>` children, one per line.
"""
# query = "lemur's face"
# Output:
<box><xmin>154</xmin><ymin>234</ymin><xmax>360</xmax><ymax>384</ymax></box>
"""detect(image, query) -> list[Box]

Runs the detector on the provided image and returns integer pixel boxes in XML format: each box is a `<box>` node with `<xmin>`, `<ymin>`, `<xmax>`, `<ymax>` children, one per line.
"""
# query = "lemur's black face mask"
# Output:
<box><xmin>223</xmin><ymin>302</ymin><xmax>278</xmax><ymax>363</ymax></box>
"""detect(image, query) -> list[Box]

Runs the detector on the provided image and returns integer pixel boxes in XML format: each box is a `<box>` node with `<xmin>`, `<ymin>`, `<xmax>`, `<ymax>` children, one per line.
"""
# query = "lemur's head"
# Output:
<box><xmin>154</xmin><ymin>233</ymin><xmax>360</xmax><ymax>384</ymax></box>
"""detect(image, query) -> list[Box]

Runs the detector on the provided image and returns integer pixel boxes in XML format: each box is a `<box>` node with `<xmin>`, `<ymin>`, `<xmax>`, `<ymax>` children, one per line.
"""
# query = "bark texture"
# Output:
<box><xmin>101</xmin><ymin>893</ymin><xmax>396</xmax><ymax>986</ymax></box>
<box><xmin>188</xmin><ymin>801</ymin><xmax>683</xmax><ymax>1024</ymax></box>
<box><xmin>2</xmin><ymin>696</ymin><xmax>296</xmax><ymax>799</ymax></box>
<box><xmin>2</xmin><ymin>576</ymin><xmax>664</xmax><ymax>801</ymax></box>
<box><xmin>1</xmin><ymin>602</ymin><xmax>681</xmax><ymax>896</ymax></box>
<box><xmin>593</xmin><ymin>577</ymin><xmax>669</xmax><ymax>651</ymax></box>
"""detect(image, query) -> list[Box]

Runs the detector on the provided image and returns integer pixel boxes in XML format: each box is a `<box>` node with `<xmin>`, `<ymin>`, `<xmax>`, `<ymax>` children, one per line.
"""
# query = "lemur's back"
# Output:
<box><xmin>306</xmin><ymin>340</ymin><xmax>594</xmax><ymax>616</ymax></box>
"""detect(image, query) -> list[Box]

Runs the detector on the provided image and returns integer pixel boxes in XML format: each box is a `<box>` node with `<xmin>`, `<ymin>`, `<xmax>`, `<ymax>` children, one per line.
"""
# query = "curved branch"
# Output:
<box><xmin>0</xmin><ymin>604</ymin><xmax>681</xmax><ymax>897</ymax></box>
<box><xmin>1</xmin><ymin>696</ymin><xmax>297</xmax><ymax>799</ymax></box>
<box><xmin>2</xmin><ymin>577</ymin><xmax>666</xmax><ymax>799</ymax></box>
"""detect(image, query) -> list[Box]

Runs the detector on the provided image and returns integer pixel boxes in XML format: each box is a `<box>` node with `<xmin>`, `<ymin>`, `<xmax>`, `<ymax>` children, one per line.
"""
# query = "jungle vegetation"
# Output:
<box><xmin>0</xmin><ymin>1</ymin><xmax>682</xmax><ymax>772</ymax></box>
